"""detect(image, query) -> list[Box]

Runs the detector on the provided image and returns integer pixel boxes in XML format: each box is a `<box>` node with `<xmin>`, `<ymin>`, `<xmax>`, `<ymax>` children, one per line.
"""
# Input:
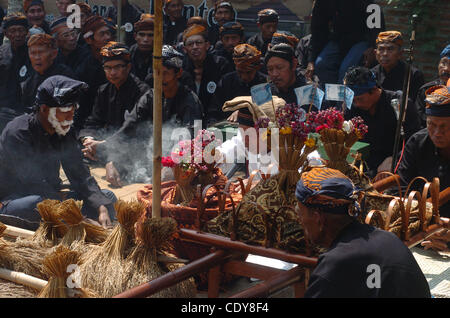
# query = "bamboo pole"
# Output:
<box><xmin>3</xmin><ymin>225</ymin><xmax>34</xmax><ymax>239</ymax></box>
<box><xmin>179</xmin><ymin>229</ymin><xmax>318</xmax><ymax>267</ymax></box>
<box><xmin>117</xmin><ymin>0</ymin><xmax>123</xmax><ymax>43</ymax></box>
<box><xmin>0</xmin><ymin>268</ymin><xmax>47</xmax><ymax>291</ymax></box>
<box><xmin>152</xmin><ymin>0</ymin><xmax>163</xmax><ymax>219</ymax></box>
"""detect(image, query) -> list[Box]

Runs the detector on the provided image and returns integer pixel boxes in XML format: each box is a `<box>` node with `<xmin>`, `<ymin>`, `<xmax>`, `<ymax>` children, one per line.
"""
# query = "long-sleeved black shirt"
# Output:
<box><xmin>20</xmin><ymin>62</ymin><xmax>76</xmax><ymax>112</ymax></box>
<box><xmin>95</xmin><ymin>84</ymin><xmax>203</xmax><ymax>174</ymax></box>
<box><xmin>129</xmin><ymin>43</ymin><xmax>152</xmax><ymax>83</ymax></box>
<box><xmin>74</xmin><ymin>50</ymin><xmax>108</xmax><ymax>130</ymax></box>
<box><xmin>247</xmin><ymin>32</ymin><xmax>271</xmax><ymax>57</ymax></box>
<box><xmin>105</xmin><ymin>2</ymin><xmax>144</xmax><ymax>48</ymax></box>
<box><xmin>305</xmin><ymin>220</ymin><xmax>430</xmax><ymax>298</ymax></box>
<box><xmin>79</xmin><ymin>73</ymin><xmax>149</xmax><ymax>139</ymax></box>
<box><xmin>211</xmin><ymin>71</ymin><xmax>268</xmax><ymax>122</ymax></box>
<box><xmin>397</xmin><ymin>128</ymin><xmax>450</xmax><ymax>217</ymax></box>
<box><xmin>54</xmin><ymin>44</ymin><xmax>90</xmax><ymax>74</ymax></box>
<box><xmin>0</xmin><ymin>43</ymin><xmax>31</xmax><ymax>112</ymax></box>
<box><xmin>345</xmin><ymin>89</ymin><xmax>421</xmax><ymax>174</ymax></box>
<box><xmin>163</xmin><ymin>14</ymin><xmax>187</xmax><ymax>46</ymax></box>
<box><xmin>270</xmin><ymin>74</ymin><xmax>307</xmax><ymax>105</ymax></box>
<box><xmin>311</xmin><ymin>0</ymin><xmax>385</xmax><ymax>61</ymax></box>
<box><xmin>182</xmin><ymin>53</ymin><xmax>233</xmax><ymax>123</ymax></box>
<box><xmin>0</xmin><ymin>113</ymin><xmax>111</xmax><ymax>209</ymax></box>
<box><xmin>371</xmin><ymin>61</ymin><xmax>425</xmax><ymax>104</ymax></box>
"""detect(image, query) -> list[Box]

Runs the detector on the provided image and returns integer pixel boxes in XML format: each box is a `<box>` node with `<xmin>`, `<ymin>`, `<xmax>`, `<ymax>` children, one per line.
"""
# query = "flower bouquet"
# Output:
<box><xmin>255</xmin><ymin>103</ymin><xmax>319</xmax><ymax>191</ymax></box>
<box><xmin>308</xmin><ymin>108</ymin><xmax>369</xmax><ymax>186</ymax></box>
<box><xmin>162</xmin><ymin>130</ymin><xmax>222</xmax><ymax>206</ymax></box>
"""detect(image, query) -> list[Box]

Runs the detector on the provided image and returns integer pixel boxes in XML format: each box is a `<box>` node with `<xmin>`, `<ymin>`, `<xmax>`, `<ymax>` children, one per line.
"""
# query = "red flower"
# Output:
<box><xmin>161</xmin><ymin>156</ymin><xmax>175</xmax><ymax>168</ymax></box>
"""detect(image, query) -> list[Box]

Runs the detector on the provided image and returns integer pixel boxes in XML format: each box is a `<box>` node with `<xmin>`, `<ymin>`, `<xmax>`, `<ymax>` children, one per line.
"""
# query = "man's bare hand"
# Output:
<box><xmin>227</xmin><ymin>110</ymin><xmax>239</xmax><ymax>122</ymax></box>
<box><xmin>421</xmin><ymin>229</ymin><xmax>450</xmax><ymax>252</ymax></box>
<box><xmin>98</xmin><ymin>205</ymin><xmax>112</xmax><ymax>229</ymax></box>
<box><xmin>105</xmin><ymin>161</ymin><xmax>122</xmax><ymax>187</ymax></box>
<box><xmin>373</xmin><ymin>157</ymin><xmax>393</xmax><ymax>182</ymax></box>
<box><xmin>82</xmin><ymin>138</ymin><xmax>105</xmax><ymax>161</ymax></box>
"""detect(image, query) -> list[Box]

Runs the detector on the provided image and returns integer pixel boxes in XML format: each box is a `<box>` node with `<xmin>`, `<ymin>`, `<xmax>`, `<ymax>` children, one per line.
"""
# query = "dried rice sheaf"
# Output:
<box><xmin>57</xmin><ymin>199</ymin><xmax>107</xmax><ymax>246</ymax></box>
<box><xmin>79</xmin><ymin>200</ymin><xmax>145</xmax><ymax>297</ymax></box>
<box><xmin>32</xmin><ymin>199</ymin><xmax>66</xmax><ymax>247</ymax></box>
<box><xmin>38</xmin><ymin>246</ymin><xmax>98</xmax><ymax>298</ymax></box>
<box><xmin>122</xmin><ymin>217</ymin><xmax>196</xmax><ymax>298</ymax></box>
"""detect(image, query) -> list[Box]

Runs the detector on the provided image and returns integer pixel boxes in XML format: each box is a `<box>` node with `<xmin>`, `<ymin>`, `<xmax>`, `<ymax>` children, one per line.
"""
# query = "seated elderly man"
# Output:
<box><xmin>398</xmin><ymin>83</ymin><xmax>450</xmax><ymax>251</ymax></box>
<box><xmin>212</xmin><ymin>43</ymin><xmax>268</xmax><ymax>123</ymax></box>
<box><xmin>0</xmin><ymin>76</ymin><xmax>116</xmax><ymax>230</ymax></box>
<box><xmin>21</xmin><ymin>33</ymin><xmax>75</xmax><ymax>113</ymax></box>
<box><xmin>266</xmin><ymin>43</ymin><xmax>307</xmax><ymax>105</ymax></box>
<box><xmin>415</xmin><ymin>45</ymin><xmax>450</xmax><ymax>128</ymax></box>
<box><xmin>295</xmin><ymin>167</ymin><xmax>430</xmax><ymax>298</ymax></box>
<box><xmin>0</xmin><ymin>13</ymin><xmax>31</xmax><ymax>132</ymax></box>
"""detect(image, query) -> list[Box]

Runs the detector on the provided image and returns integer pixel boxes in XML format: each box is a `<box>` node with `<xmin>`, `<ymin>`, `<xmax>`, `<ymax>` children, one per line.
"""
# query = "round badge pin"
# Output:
<box><xmin>207</xmin><ymin>81</ymin><xmax>217</xmax><ymax>94</ymax></box>
<box><xmin>298</xmin><ymin>108</ymin><xmax>306</xmax><ymax>122</ymax></box>
<box><xmin>124</xmin><ymin>23</ymin><xmax>133</xmax><ymax>33</ymax></box>
<box><xmin>19</xmin><ymin>65</ymin><xmax>27</xmax><ymax>77</ymax></box>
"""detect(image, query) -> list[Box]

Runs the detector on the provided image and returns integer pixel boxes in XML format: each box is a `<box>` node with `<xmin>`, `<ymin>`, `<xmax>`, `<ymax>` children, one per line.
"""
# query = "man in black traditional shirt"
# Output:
<box><xmin>182</xmin><ymin>24</ymin><xmax>233</xmax><ymax>124</ymax></box>
<box><xmin>79</xmin><ymin>42</ymin><xmax>149</xmax><ymax>150</ymax></box>
<box><xmin>266</xmin><ymin>43</ymin><xmax>307</xmax><ymax>105</ymax></box>
<box><xmin>105</xmin><ymin>0</ymin><xmax>143</xmax><ymax>48</ymax></box>
<box><xmin>0</xmin><ymin>13</ymin><xmax>31</xmax><ymax>132</ymax></box>
<box><xmin>23</xmin><ymin>0</ymin><xmax>51</xmax><ymax>34</ymax></box>
<box><xmin>295</xmin><ymin>167</ymin><xmax>430</xmax><ymax>298</ymax></box>
<box><xmin>163</xmin><ymin>0</ymin><xmax>187</xmax><ymax>46</ymax></box>
<box><xmin>51</xmin><ymin>17</ymin><xmax>89</xmax><ymax>73</ymax></box>
<box><xmin>21</xmin><ymin>34</ymin><xmax>75</xmax><ymax>113</ymax></box>
<box><xmin>130</xmin><ymin>14</ymin><xmax>154</xmax><ymax>83</ymax></box>
<box><xmin>0</xmin><ymin>76</ymin><xmax>116</xmax><ymax>230</ymax></box>
<box><xmin>371</xmin><ymin>31</ymin><xmax>424</xmax><ymax>103</ymax></box>
<box><xmin>208</xmin><ymin>1</ymin><xmax>235</xmax><ymax>48</ymax></box>
<box><xmin>247</xmin><ymin>9</ymin><xmax>278</xmax><ymax>58</ymax></box>
<box><xmin>415</xmin><ymin>45</ymin><xmax>450</xmax><ymax>128</ymax></box>
<box><xmin>75</xmin><ymin>15</ymin><xmax>112</xmax><ymax>130</ymax></box>
<box><xmin>212</xmin><ymin>43</ymin><xmax>267</xmax><ymax>123</ymax></box>
<box><xmin>82</xmin><ymin>45</ymin><xmax>202</xmax><ymax>186</ymax></box>
<box><xmin>211</xmin><ymin>21</ymin><xmax>244</xmax><ymax>70</ymax></box>
<box><xmin>398</xmin><ymin>84</ymin><xmax>450</xmax><ymax>219</ymax></box>
<box><xmin>343</xmin><ymin>66</ymin><xmax>421</xmax><ymax>177</ymax></box>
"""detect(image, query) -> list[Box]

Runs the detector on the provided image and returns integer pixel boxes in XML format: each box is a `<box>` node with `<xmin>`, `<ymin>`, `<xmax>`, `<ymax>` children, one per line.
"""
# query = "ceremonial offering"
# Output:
<box><xmin>31</xmin><ymin>200</ymin><xmax>66</xmax><ymax>247</ymax></box>
<box><xmin>310</xmin><ymin>108</ymin><xmax>370</xmax><ymax>187</ymax></box>
<box><xmin>162</xmin><ymin>130</ymin><xmax>223</xmax><ymax>206</ymax></box>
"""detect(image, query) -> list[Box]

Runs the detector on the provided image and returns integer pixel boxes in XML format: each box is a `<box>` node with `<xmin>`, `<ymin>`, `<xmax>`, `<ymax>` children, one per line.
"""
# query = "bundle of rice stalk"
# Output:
<box><xmin>32</xmin><ymin>199</ymin><xmax>67</xmax><ymax>247</ymax></box>
<box><xmin>0</xmin><ymin>223</ymin><xmax>6</xmax><ymax>237</ymax></box>
<box><xmin>122</xmin><ymin>217</ymin><xmax>196</xmax><ymax>298</ymax></box>
<box><xmin>0</xmin><ymin>237</ymin><xmax>51</xmax><ymax>280</ymax></box>
<box><xmin>38</xmin><ymin>246</ymin><xmax>98</xmax><ymax>298</ymax></box>
<box><xmin>79</xmin><ymin>200</ymin><xmax>146</xmax><ymax>297</ymax></box>
<box><xmin>57</xmin><ymin>199</ymin><xmax>107</xmax><ymax>246</ymax></box>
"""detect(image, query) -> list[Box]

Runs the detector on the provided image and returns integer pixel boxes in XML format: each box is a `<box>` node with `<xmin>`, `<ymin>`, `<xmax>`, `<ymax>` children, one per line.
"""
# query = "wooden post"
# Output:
<box><xmin>117</xmin><ymin>1</ymin><xmax>123</xmax><ymax>43</ymax></box>
<box><xmin>152</xmin><ymin>0</ymin><xmax>163</xmax><ymax>219</ymax></box>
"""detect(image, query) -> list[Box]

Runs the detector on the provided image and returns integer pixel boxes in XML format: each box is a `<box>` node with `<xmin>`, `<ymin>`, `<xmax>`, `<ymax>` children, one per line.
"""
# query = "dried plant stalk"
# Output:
<box><xmin>38</xmin><ymin>246</ymin><xmax>98</xmax><ymax>298</ymax></box>
<box><xmin>57</xmin><ymin>199</ymin><xmax>107</xmax><ymax>246</ymax></box>
<box><xmin>79</xmin><ymin>200</ymin><xmax>145</xmax><ymax>297</ymax></box>
<box><xmin>32</xmin><ymin>200</ymin><xmax>66</xmax><ymax>247</ymax></box>
<box><xmin>0</xmin><ymin>238</ymin><xmax>51</xmax><ymax>280</ymax></box>
<box><xmin>122</xmin><ymin>217</ymin><xmax>196</xmax><ymax>298</ymax></box>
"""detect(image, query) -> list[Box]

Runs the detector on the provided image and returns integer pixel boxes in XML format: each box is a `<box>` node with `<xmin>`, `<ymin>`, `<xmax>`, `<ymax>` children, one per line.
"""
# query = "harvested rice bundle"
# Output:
<box><xmin>122</xmin><ymin>217</ymin><xmax>196</xmax><ymax>298</ymax></box>
<box><xmin>57</xmin><ymin>199</ymin><xmax>107</xmax><ymax>246</ymax></box>
<box><xmin>38</xmin><ymin>246</ymin><xmax>98</xmax><ymax>298</ymax></box>
<box><xmin>0</xmin><ymin>238</ymin><xmax>51</xmax><ymax>280</ymax></box>
<box><xmin>0</xmin><ymin>278</ymin><xmax>38</xmax><ymax>298</ymax></box>
<box><xmin>79</xmin><ymin>200</ymin><xmax>145</xmax><ymax>297</ymax></box>
<box><xmin>32</xmin><ymin>199</ymin><xmax>66</xmax><ymax>247</ymax></box>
